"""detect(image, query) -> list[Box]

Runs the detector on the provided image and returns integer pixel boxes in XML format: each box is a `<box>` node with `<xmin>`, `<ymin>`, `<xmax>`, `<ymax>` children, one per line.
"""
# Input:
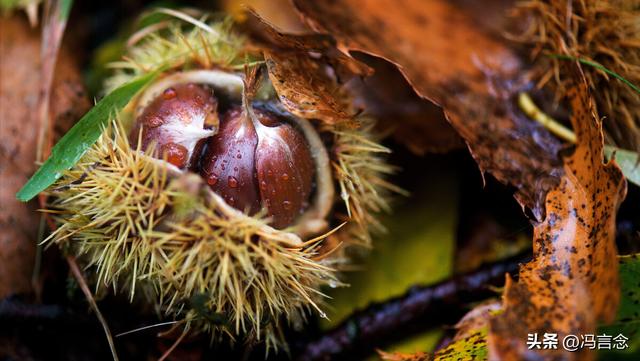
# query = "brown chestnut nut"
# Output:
<box><xmin>201</xmin><ymin>105</ymin><xmax>315</xmax><ymax>229</ymax></box>
<box><xmin>130</xmin><ymin>83</ymin><xmax>218</xmax><ymax>169</ymax></box>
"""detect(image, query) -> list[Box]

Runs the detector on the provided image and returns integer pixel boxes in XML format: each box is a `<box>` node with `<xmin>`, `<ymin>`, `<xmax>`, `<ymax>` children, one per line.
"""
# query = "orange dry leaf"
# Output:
<box><xmin>488</xmin><ymin>79</ymin><xmax>627</xmax><ymax>360</ymax></box>
<box><xmin>378</xmin><ymin>350</ymin><xmax>431</xmax><ymax>361</ymax></box>
<box><xmin>292</xmin><ymin>0</ymin><xmax>565</xmax><ymax>220</ymax></box>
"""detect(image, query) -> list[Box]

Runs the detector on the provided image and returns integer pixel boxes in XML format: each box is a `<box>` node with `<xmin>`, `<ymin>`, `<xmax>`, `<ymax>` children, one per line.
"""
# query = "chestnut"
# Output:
<box><xmin>201</xmin><ymin>105</ymin><xmax>315</xmax><ymax>229</ymax></box>
<box><xmin>130</xmin><ymin>83</ymin><xmax>218</xmax><ymax>169</ymax></box>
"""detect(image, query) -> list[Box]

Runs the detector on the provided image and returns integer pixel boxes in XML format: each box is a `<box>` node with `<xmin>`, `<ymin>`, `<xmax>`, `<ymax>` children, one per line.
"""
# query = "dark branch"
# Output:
<box><xmin>0</xmin><ymin>298</ymin><xmax>65</xmax><ymax>322</ymax></box>
<box><xmin>293</xmin><ymin>253</ymin><xmax>529</xmax><ymax>361</ymax></box>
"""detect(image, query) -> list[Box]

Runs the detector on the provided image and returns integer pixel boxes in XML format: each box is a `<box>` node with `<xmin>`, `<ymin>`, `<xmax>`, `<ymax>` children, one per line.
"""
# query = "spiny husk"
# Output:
<box><xmin>513</xmin><ymin>0</ymin><xmax>640</xmax><ymax>150</ymax></box>
<box><xmin>45</xmin><ymin>122</ymin><xmax>338</xmax><ymax>350</ymax></box>
<box><xmin>46</xmin><ymin>12</ymin><xmax>398</xmax><ymax>350</ymax></box>
<box><xmin>107</xmin><ymin>11</ymin><xmax>399</xmax><ymax>247</ymax></box>
<box><xmin>329</xmin><ymin>118</ymin><xmax>405</xmax><ymax>245</ymax></box>
<box><xmin>0</xmin><ymin>0</ymin><xmax>38</xmax><ymax>13</ymax></box>
<box><xmin>105</xmin><ymin>13</ymin><xmax>246</xmax><ymax>93</ymax></box>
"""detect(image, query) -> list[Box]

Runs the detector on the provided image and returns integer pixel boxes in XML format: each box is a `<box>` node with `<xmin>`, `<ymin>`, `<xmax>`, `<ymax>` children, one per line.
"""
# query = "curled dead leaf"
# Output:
<box><xmin>241</xmin><ymin>11</ymin><xmax>368</xmax><ymax>124</ymax></box>
<box><xmin>243</xmin><ymin>10</ymin><xmax>372</xmax><ymax>80</ymax></box>
<box><xmin>264</xmin><ymin>50</ymin><xmax>355</xmax><ymax>124</ymax></box>
<box><xmin>292</xmin><ymin>0</ymin><xmax>565</xmax><ymax>220</ymax></box>
<box><xmin>488</xmin><ymin>78</ymin><xmax>627</xmax><ymax>361</ymax></box>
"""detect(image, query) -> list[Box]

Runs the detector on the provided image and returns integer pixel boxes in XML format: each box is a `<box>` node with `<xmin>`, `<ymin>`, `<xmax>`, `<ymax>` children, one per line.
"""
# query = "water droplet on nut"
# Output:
<box><xmin>146</xmin><ymin>116</ymin><xmax>164</xmax><ymax>128</ymax></box>
<box><xmin>207</xmin><ymin>174</ymin><xmax>219</xmax><ymax>186</ymax></box>
<box><xmin>162</xmin><ymin>87</ymin><xmax>176</xmax><ymax>100</ymax></box>
<box><xmin>228</xmin><ymin>176</ymin><xmax>238</xmax><ymax>188</ymax></box>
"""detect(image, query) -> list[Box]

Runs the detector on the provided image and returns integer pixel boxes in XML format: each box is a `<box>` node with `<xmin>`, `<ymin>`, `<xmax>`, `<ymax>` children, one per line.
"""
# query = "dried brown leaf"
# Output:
<box><xmin>224</xmin><ymin>0</ymin><xmax>309</xmax><ymax>34</ymax></box>
<box><xmin>243</xmin><ymin>10</ymin><xmax>372</xmax><ymax>80</ymax></box>
<box><xmin>0</xmin><ymin>16</ymin><xmax>90</xmax><ymax>298</ymax></box>
<box><xmin>488</xmin><ymin>80</ymin><xmax>627</xmax><ymax>360</ymax></box>
<box><xmin>292</xmin><ymin>0</ymin><xmax>565</xmax><ymax>220</ymax></box>
<box><xmin>349</xmin><ymin>56</ymin><xmax>464</xmax><ymax>155</ymax></box>
<box><xmin>242</xmin><ymin>11</ymin><xmax>366</xmax><ymax>124</ymax></box>
<box><xmin>264</xmin><ymin>50</ymin><xmax>355</xmax><ymax>124</ymax></box>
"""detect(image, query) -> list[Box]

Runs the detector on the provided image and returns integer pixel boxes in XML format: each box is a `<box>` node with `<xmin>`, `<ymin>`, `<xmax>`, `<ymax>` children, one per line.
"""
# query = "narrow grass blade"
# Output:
<box><xmin>550</xmin><ymin>54</ymin><xmax>640</xmax><ymax>95</ymax></box>
<box><xmin>17</xmin><ymin>71</ymin><xmax>159</xmax><ymax>202</ymax></box>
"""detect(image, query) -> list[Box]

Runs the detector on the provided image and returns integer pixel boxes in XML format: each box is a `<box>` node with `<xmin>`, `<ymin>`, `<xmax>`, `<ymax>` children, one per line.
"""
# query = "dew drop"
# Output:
<box><xmin>318</xmin><ymin>311</ymin><xmax>328</xmax><ymax>319</ymax></box>
<box><xmin>227</xmin><ymin>197</ymin><xmax>235</xmax><ymax>206</ymax></box>
<box><xmin>267</xmin><ymin>169</ymin><xmax>273</xmax><ymax>176</ymax></box>
<box><xmin>146</xmin><ymin>116</ymin><xmax>164</xmax><ymax>128</ymax></box>
<box><xmin>228</xmin><ymin>176</ymin><xmax>238</xmax><ymax>188</ymax></box>
<box><xmin>328</xmin><ymin>280</ymin><xmax>338</xmax><ymax>288</ymax></box>
<box><xmin>281</xmin><ymin>173</ymin><xmax>289</xmax><ymax>181</ymax></box>
<box><xmin>162</xmin><ymin>87</ymin><xmax>176</xmax><ymax>100</ymax></box>
<box><xmin>260</xmin><ymin>181</ymin><xmax>268</xmax><ymax>190</ymax></box>
<box><xmin>236</xmin><ymin>153</ymin><xmax>242</xmax><ymax>159</ymax></box>
<box><xmin>207</xmin><ymin>174</ymin><xmax>219</xmax><ymax>186</ymax></box>
<box><xmin>283</xmin><ymin>200</ymin><xmax>292</xmax><ymax>210</ymax></box>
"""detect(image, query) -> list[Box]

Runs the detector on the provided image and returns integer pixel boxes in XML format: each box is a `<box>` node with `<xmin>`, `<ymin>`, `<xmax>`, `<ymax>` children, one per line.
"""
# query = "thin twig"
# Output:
<box><xmin>293</xmin><ymin>253</ymin><xmax>528</xmax><ymax>361</ymax></box>
<box><xmin>67</xmin><ymin>255</ymin><xmax>120</xmax><ymax>361</ymax></box>
<box><xmin>158</xmin><ymin>329</ymin><xmax>188</xmax><ymax>361</ymax></box>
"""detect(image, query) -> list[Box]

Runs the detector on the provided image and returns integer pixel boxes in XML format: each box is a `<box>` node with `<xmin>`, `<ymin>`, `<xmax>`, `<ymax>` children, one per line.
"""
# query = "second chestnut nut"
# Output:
<box><xmin>132</xmin><ymin>83</ymin><xmax>316</xmax><ymax>229</ymax></box>
<box><xmin>200</xmin><ymin>105</ymin><xmax>315</xmax><ymax>229</ymax></box>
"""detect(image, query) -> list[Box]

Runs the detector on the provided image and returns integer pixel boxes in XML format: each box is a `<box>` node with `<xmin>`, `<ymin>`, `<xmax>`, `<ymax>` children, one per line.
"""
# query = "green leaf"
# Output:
<box><xmin>605</xmin><ymin>146</ymin><xmax>640</xmax><ymax>188</ymax></box>
<box><xmin>59</xmin><ymin>0</ymin><xmax>73</xmax><ymax>21</ymax></box>
<box><xmin>16</xmin><ymin>71</ymin><xmax>159</xmax><ymax>202</ymax></box>
<box><xmin>434</xmin><ymin>328</ymin><xmax>488</xmax><ymax>361</ymax></box>
<box><xmin>598</xmin><ymin>255</ymin><xmax>640</xmax><ymax>359</ymax></box>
